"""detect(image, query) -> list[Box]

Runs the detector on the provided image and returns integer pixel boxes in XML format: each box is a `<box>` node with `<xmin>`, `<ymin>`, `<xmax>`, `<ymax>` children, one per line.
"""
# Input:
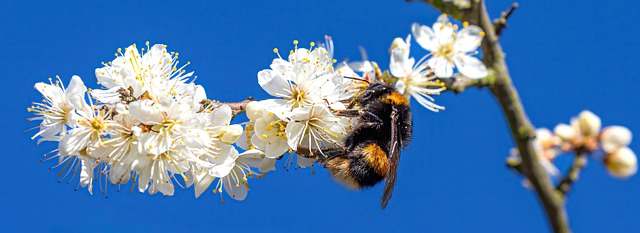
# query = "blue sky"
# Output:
<box><xmin>2</xmin><ymin>1</ymin><xmax>639</xmax><ymax>232</ymax></box>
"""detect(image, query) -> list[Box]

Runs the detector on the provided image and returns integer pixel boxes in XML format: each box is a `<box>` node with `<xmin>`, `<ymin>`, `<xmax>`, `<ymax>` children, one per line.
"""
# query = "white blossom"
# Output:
<box><xmin>29</xmin><ymin>75</ymin><xmax>88</xmax><ymax>143</ymax></box>
<box><xmin>257</xmin><ymin>40</ymin><xmax>350</xmax><ymax>111</ymax></box>
<box><xmin>194</xmin><ymin>149</ymin><xmax>264</xmax><ymax>200</ymax></box>
<box><xmin>92</xmin><ymin>42</ymin><xmax>193</xmax><ymax>104</ymax></box>
<box><xmin>412</xmin><ymin>14</ymin><xmax>488</xmax><ymax>79</ymax></box>
<box><xmin>389</xmin><ymin>35</ymin><xmax>445</xmax><ymax>111</ymax></box>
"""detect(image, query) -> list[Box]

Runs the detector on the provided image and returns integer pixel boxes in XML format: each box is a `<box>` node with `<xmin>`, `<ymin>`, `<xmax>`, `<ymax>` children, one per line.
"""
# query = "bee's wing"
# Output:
<box><xmin>381</xmin><ymin>107</ymin><xmax>401</xmax><ymax>210</ymax></box>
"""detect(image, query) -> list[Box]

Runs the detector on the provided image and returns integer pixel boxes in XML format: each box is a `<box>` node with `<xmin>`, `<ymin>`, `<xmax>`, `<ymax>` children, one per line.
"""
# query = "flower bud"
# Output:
<box><xmin>535</xmin><ymin>128</ymin><xmax>555</xmax><ymax>149</ymax></box>
<box><xmin>604</xmin><ymin>147</ymin><xmax>637</xmax><ymax>179</ymax></box>
<box><xmin>245</xmin><ymin>101</ymin><xmax>265</xmax><ymax>121</ymax></box>
<box><xmin>221</xmin><ymin>125</ymin><xmax>244</xmax><ymax>144</ymax></box>
<box><xmin>578</xmin><ymin>110</ymin><xmax>601</xmax><ymax>137</ymax></box>
<box><xmin>389</xmin><ymin>37</ymin><xmax>408</xmax><ymax>54</ymax></box>
<box><xmin>554</xmin><ymin>123</ymin><xmax>576</xmax><ymax>143</ymax></box>
<box><xmin>600</xmin><ymin>126</ymin><xmax>632</xmax><ymax>154</ymax></box>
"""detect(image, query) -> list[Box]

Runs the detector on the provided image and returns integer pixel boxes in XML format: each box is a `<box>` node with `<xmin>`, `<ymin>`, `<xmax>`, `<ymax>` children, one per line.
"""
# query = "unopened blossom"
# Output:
<box><xmin>552</xmin><ymin>111</ymin><xmax>601</xmax><ymax>151</ymax></box>
<box><xmin>412</xmin><ymin>14</ymin><xmax>488</xmax><ymax>79</ymax></box>
<box><xmin>600</xmin><ymin>126</ymin><xmax>632</xmax><ymax>154</ymax></box>
<box><xmin>578</xmin><ymin>110</ymin><xmax>601</xmax><ymax>137</ymax></box>
<box><xmin>604</xmin><ymin>147</ymin><xmax>638</xmax><ymax>179</ymax></box>
<box><xmin>389</xmin><ymin>35</ymin><xmax>445</xmax><ymax>112</ymax></box>
<box><xmin>92</xmin><ymin>42</ymin><xmax>193</xmax><ymax>103</ymax></box>
<box><xmin>554</xmin><ymin>123</ymin><xmax>576</xmax><ymax>143</ymax></box>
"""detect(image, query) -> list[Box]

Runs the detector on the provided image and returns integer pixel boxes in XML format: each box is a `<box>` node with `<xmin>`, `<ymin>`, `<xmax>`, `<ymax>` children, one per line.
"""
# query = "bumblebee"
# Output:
<box><xmin>302</xmin><ymin>82</ymin><xmax>412</xmax><ymax>209</ymax></box>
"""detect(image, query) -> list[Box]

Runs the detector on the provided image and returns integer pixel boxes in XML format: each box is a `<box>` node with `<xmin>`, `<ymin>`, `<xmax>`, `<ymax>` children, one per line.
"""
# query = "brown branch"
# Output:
<box><xmin>557</xmin><ymin>152</ymin><xmax>588</xmax><ymax>195</ymax></box>
<box><xmin>205</xmin><ymin>97</ymin><xmax>254</xmax><ymax>116</ymax></box>
<box><xmin>440</xmin><ymin>73</ymin><xmax>495</xmax><ymax>94</ymax></box>
<box><xmin>494</xmin><ymin>3</ymin><xmax>519</xmax><ymax>38</ymax></box>
<box><xmin>413</xmin><ymin>1</ymin><xmax>571</xmax><ymax>233</ymax></box>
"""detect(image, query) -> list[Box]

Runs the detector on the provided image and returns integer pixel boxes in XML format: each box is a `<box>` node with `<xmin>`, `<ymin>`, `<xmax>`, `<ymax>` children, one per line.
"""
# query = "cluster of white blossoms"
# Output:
<box><xmin>28</xmin><ymin>15</ymin><xmax>490</xmax><ymax>201</ymax></box>
<box><xmin>388</xmin><ymin>14</ymin><xmax>488</xmax><ymax>111</ymax></box>
<box><xmin>508</xmin><ymin>110</ymin><xmax>637</xmax><ymax>184</ymax></box>
<box><xmin>29</xmin><ymin>43</ymin><xmax>259</xmax><ymax>200</ymax></box>
<box><xmin>241</xmin><ymin>40</ymin><xmax>353</xmax><ymax>166</ymax></box>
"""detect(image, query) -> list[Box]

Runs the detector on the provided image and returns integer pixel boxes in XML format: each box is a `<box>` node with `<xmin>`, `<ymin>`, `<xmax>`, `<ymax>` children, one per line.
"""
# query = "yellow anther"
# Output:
<box><xmin>463</xmin><ymin>21</ymin><xmax>469</xmax><ymax>27</ymax></box>
<box><xmin>310</xmin><ymin>42</ymin><xmax>315</xmax><ymax>47</ymax></box>
<box><xmin>479</xmin><ymin>31</ymin><xmax>486</xmax><ymax>37</ymax></box>
<box><xmin>293</xmin><ymin>40</ymin><xmax>299</xmax><ymax>45</ymax></box>
<box><xmin>273</xmin><ymin>48</ymin><xmax>279</xmax><ymax>53</ymax></box>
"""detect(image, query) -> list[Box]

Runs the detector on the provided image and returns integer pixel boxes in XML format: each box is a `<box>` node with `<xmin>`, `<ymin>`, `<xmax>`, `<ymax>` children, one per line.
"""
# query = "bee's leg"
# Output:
<box><xmin>295</xmin><ymin>146</ymin><xmax>347</xmax><ymax>162</ymax></box>
<box><xmin>324</xmin><ymin>99</ymin><xmax>360</xmax><ymax>117</ymax></box>
<box><xmin>359</xmin><ymin>111</ymin><xmax>384</xmax><ymax>129</ymax></box>
<box><xmin>332</xmin><ymin>109</ymin><xmax>360</xmax><ymax>118</ymax></box>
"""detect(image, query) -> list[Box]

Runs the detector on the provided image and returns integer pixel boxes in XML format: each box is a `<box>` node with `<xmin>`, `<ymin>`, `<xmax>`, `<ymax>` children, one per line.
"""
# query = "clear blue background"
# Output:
<box><xmin>2</xmin><ymin>1</ymin><xmax>639</xmax><ymax>232</ymax></box>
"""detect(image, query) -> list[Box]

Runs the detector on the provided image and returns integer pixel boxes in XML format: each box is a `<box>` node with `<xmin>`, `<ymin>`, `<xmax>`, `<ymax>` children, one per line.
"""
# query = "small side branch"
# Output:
<box><xmin>494</xmin><ymin>3</ymin><xmax>519</xmax><ymax>38</ymax></box>
<box><xmin>203</xmin><ymin>97</ymin><xmax>254</xmax><ymax>115</ymax></box>
<box><xmin>556</xmin><ymin>152</ymin><xmax>588</xmax><ymax>196</ymax></box>
<box><xmin>441</xmin><ymin>72</ymin><xmax>496</xmax><ymax>94</ymax></box>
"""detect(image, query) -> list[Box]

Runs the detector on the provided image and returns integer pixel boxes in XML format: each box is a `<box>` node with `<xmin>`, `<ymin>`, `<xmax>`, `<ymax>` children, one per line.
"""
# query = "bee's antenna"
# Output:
<box><xmin>342</xmin><ymin>76</ymin><xmax>370</xmax><ymax>84</ymax></box>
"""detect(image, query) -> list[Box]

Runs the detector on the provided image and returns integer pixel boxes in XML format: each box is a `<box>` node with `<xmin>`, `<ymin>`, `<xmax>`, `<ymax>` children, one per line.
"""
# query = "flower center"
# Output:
<box><xmin>289</xmin><ymin>84</ymin><xmax>308</xmax><ymax>108</ymax></box>
<box><xmin>433</xmin><ymin>44</ymin><xmax>455</xmax><ymax>61</ymax></box>
<box><xmin>264</xmin><ymin>120</ymin><xmax>288</xmax><ymax>140</ymax></box>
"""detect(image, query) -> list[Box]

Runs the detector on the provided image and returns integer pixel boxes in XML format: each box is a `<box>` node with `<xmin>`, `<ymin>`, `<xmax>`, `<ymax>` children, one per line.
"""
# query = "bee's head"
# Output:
<box><xmin>357</xmin><ymin>83</ymin><xmax>395</xmax><ymax>103</ymax></box>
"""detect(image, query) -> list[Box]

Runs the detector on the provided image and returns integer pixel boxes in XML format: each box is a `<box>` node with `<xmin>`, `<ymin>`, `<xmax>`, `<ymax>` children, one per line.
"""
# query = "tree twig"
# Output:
<box><xmin>204</xmin><ymin>97</ymin><xmax>254</xmax><ymax>116</ymax></box>
<box><xmin>412</xmin><ymin>1</ymin><xmax>571</xmax><ymax>232</ymax></box>
<box><xmin>556</xmin><ymin>151</ymin><xmax>588</xmax><ymax>195</ymax></box>
<box><xmin>494</xmin><ymin>3</ymin><xmax>519</xmax><ymax>38</ymax></box>
<box><xmin>440</xmin><ymin>72</ymin><xmax>495</xmax><ymax>94</ymax></box>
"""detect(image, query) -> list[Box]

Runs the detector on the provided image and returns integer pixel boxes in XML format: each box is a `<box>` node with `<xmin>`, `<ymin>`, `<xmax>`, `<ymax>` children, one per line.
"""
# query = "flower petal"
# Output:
<box><xmin>258</xmin><ymin>69</ymin><xmax>291</xmax><ymax>98</ymax></box>
<box><xmin>431</xmin><ymin>57</ymin><xmax>453</xmax><ymax>78</ymax></box>
<box><xmin>129</xmin><ymin>99</ymin><xmax>163</xmax><ymax>124</ymax></box>
<box><xmin>223</xmin><ymin>168</ymin><xmax>248</xmax><ymax>201</ymax></box>
<box><xmin>453</xmin><ymin>54</ymin><xmax>488</xmax><ymax>79</ymax></box>
<box><xmin>455</xmin><ymin>25</ymin><xmax>483</xmax><ymax>53</ymax></box>
<box><xmin>194</xmin><ymin>173</ymin><xmax>215</xmax><ymax>198</ymax></box>
<box><xmin>259</xmin><ymin>158</ymin><xmax>277</xmax><ymax>173</ymax></box>
<box><xmin>412</xmin><ymin>23</ymin><xmax>438</xmax><ymax>51</ymax></box>
<box><xmin>389</xmin><ymin>48</ymin><xmax>408</xmax><ymax>78</ymax></box>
